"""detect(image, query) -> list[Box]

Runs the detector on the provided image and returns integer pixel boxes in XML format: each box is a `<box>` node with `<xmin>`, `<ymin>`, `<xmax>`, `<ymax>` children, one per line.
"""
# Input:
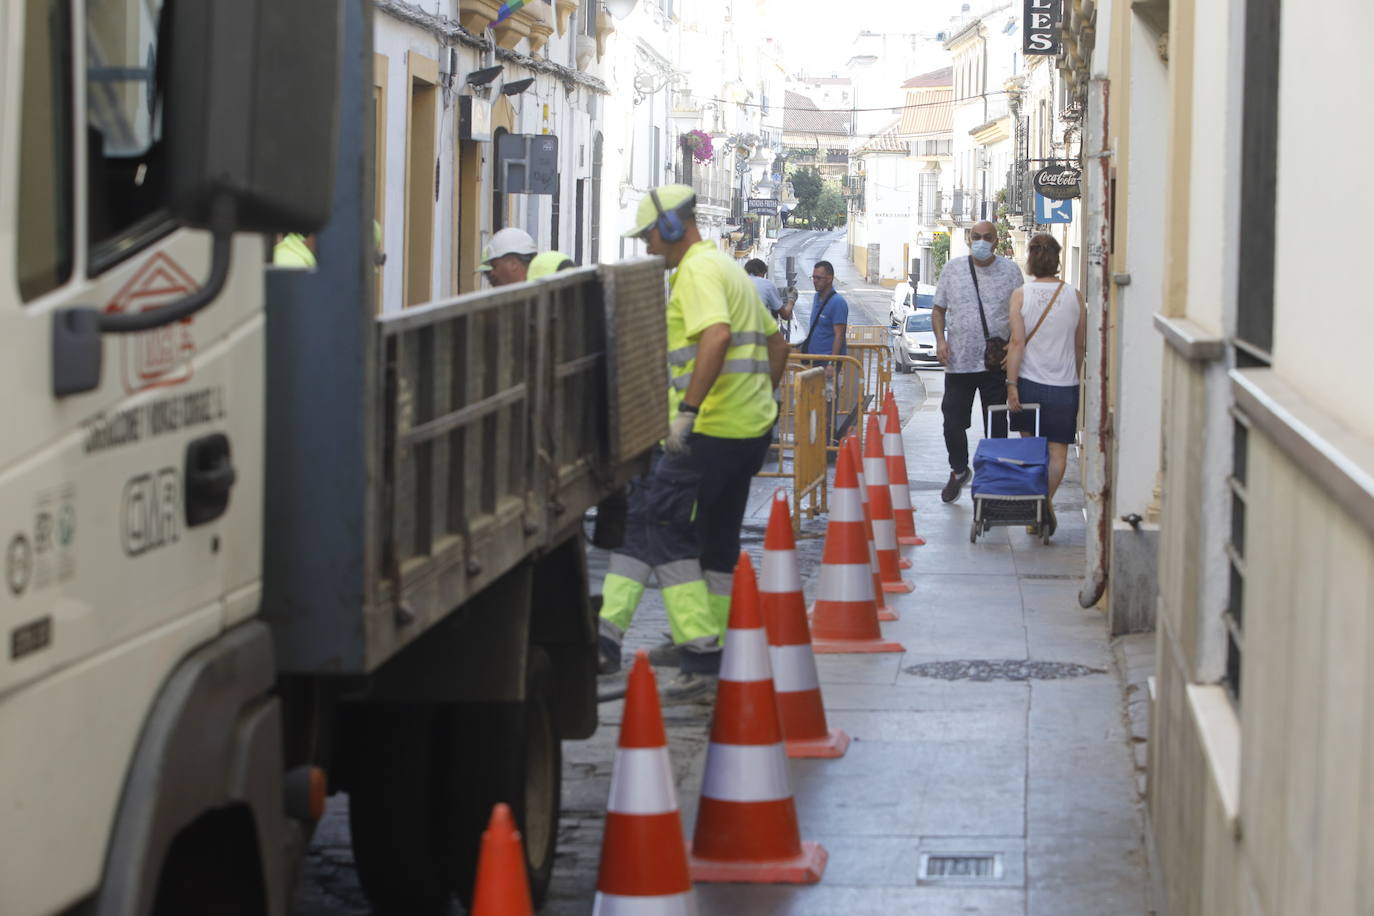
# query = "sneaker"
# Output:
<box><xmin>597</xmin><ymin>634</ymin><xmax>622</xmax><ymax>675</ymax></box>
<box><xmin>941</xmin><ymin>467</ymin><xmax>972</xmax><ymax>503</ymax></box>
<box><xmin>647</xmin><ymin>639</ymin><xmax>682</xmax><ymax>667</ymax></box>
<box><xmin>660</xmin><ymin>671</ymin><xmax>719</xmax><ymax>705</ymax></box>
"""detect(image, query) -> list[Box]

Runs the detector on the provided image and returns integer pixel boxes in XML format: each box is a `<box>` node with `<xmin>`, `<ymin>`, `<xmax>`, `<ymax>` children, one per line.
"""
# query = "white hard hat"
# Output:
<box><xmin>479</xmin><ymin>227</ymin><xmax>538</xmax><ymax>269</ymax></box>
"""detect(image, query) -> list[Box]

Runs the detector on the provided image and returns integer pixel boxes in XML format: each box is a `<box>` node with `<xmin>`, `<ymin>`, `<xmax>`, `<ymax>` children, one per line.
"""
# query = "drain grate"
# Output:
<box><xmin>904</xmin><ymin>658</ymin><xmax>1107</xmax><ymax>681</ymax></box>
<box><xmin>919</xmin><ymin>853</ymin><xmax>1003</xmax><ymax>882</ymax></box>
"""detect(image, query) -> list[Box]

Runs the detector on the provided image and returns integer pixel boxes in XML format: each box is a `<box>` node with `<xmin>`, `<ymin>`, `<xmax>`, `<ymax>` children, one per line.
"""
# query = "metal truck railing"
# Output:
<box><xmin>757</xmin><ymin>365</ymin><xmax>828</xmax><ymax>533</ymax></box>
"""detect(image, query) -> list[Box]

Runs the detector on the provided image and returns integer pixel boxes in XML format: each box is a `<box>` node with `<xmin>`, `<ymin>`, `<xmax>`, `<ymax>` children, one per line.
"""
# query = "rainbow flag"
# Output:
<box><xmin>490</xmin><ymin>0</ymin><xmax>528</xmax><ymax>26</ymax></box>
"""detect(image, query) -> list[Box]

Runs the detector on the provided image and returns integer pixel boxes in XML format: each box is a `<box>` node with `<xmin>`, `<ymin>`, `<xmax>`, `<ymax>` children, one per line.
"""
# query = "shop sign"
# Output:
<box><xmin>1024</xmin><ymin>0</ymin><xmax>1063</xmax><ymax>55</ymax></box>
<box><xmin>1033</xmin><ymin>163</ymin><xmax>1081</xmax><ymax>200</ymax></box>
<box><xmin>747</xmin><ymin>198</ymin><xmax>779</xmax><ymax>214</ymax></box>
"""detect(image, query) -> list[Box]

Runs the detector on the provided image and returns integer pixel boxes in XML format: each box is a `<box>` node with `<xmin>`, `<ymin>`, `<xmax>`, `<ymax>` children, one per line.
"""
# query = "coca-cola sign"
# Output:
<box><xmin>1033</xmin><ymin>164</ymin><xmax>1081</xmax><ymax>200</ymax></box>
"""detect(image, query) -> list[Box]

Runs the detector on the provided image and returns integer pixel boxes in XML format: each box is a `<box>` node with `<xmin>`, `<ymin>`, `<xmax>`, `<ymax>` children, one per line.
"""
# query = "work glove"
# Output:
<box><xmin>665</xmin><ymin>409</ymin><xmax>696</xmax><ymax>455</ymax></box>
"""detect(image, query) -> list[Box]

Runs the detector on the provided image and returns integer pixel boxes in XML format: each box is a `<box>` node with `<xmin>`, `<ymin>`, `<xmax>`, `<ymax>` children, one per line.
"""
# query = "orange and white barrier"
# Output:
<box><xmin>760</xmin><ymin>491</ymin><xmax>850</xmax><ymax>758</ymax></box>
<box><xmin>810</xmin><ymin>445</ymin><xmax>904</xmax><ymax>655</ymax></box>
<box><xmin>883</xmin><ymin>391</ymin><xmax>924</xmax><ymax>545</ymax></box>
<box><xmin>470</xmin><ymin>803</ymin><xmax>534</xmax><ymax>916</ymax></box>
<box><xmin>690</xmin><ymin>552</ymin><xmax>828</xmax><ymax>883</ymax></box>
<box><xmin>865</xmin><ymin>413</ymin><xmax>914</xmax><ymax>593</ymax></box>
<box><xmin>845</xmin><ymin>434</ymin><xmax>899</xmax><ymax>621</ymax></box>
<box><xmin>594</xmin><ymin>650</ymin><xmax>696</xmax><ymax>915</ymax></box>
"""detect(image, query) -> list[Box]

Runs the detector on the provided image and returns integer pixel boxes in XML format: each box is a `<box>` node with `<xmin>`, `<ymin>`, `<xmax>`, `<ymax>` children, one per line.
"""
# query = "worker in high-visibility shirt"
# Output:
<box><xmin>598</xmin><ymin>184</ymin><xmax>791</xmax><ymax>702</ymax></box>
<box><xmin>528</xmin><ymin>250</ymin><xmax>574</xmax><ymax>280</ymax></box>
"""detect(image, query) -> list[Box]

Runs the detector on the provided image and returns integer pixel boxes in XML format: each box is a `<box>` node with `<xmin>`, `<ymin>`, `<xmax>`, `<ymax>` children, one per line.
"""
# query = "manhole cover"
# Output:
<box><xmin>918</xmin><ymin>853</ymin><xmax>1003</xmax><ymax>882</ymax></box>
<box><xmin>1021</xmin><ymin>573</ymin><xmax>1076</xmax><ymax>579</ymax></box>
<box><xmin>903</xmin><ymin>659</ymin><xmax>1107</xmax><ymax>681</ymax></box>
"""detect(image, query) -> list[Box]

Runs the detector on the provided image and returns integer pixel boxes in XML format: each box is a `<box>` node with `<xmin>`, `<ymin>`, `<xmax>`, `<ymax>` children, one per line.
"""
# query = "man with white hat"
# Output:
<box><xmin>597</xmin><ymin>185</ymin><xmax>791</xmax><ymax>702</ymax></box>
<box><xmin>479</xmin><ymin>227</ymin><xmax>538</xmax><ymax>286</ymax></box>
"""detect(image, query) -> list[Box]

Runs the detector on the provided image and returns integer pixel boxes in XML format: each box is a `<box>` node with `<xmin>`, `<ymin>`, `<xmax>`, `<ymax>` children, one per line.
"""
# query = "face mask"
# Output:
<box><xmin>970</xmin><ymin>240</ymin><xmax>994</xmax><ymax>260</ymax></box>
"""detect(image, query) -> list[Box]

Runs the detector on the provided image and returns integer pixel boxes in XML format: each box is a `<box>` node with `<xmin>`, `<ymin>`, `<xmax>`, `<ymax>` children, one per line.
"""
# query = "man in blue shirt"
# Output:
<box><xmin>798</xmin><ymin>260</ymin><xmax>848</xmax><ymax>358</ymax></box>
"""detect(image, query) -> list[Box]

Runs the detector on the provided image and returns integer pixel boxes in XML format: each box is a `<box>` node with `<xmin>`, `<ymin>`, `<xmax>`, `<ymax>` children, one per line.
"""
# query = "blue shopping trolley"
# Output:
<box><xmin>970</xmin><ymin>404</ymin><xmax>1052</xmax><ymax>544</ymax></box>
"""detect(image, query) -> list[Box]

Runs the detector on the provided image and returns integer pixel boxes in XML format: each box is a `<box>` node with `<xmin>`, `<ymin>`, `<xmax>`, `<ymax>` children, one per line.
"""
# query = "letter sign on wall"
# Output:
<box><xmin>1024</xmin><ymin>0</ymin><xmax>1063</xmax><ymax>55</ymax></box>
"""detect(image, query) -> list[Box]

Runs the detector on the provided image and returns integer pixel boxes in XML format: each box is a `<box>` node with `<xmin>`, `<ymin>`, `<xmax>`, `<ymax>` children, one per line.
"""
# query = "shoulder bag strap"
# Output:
<box><xmin>800</xmin><ymin>290</ymin><xmax>833</xmax><ymax>352</ymax></box>
<box><xmin>1024</xmin><ymin>281</ymin><xmax>1065</xmax><ymax>346</ymax></box>
<box><xmin>968</xmin><ymin>257</ymin><xmax>991</xmax><ymax>340</ymax></box>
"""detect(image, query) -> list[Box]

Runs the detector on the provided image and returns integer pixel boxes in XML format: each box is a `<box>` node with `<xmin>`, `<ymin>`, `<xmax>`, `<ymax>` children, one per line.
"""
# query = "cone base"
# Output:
<box><xmin>898</xmin><ymin>535</ymin><xmax>925</xmax><ymax>546</ymax></box>
<box><xmin>881</xmin><ymin>579</ymin><xmax>915</xmax><ymax>594</ymax></box>
<box><xmin>690</xmin><ymin>841</ymin><xmax>828</xmax><ymax>884</ymax></box>
<box><xmin>812</xmin><ymin>637</ymin><xmax>905</xmax><ymax>654</ymax></box>
<box><xmin>785</xmin><ymin>728</ymin><xmax>851</xmax><ymax>759</ymax></box>
<box><xmin>898</xmin><ymin>557</ymin><xmax>912</xmax><ymax>569</ymax></box>
<box><xmin>877</xmin><ymin>607</ymin><xmax>899</xmax><ymax>622</ymax></box>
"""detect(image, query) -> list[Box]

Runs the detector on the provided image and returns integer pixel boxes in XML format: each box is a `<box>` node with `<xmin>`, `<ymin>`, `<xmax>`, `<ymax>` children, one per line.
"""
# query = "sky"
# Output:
<box><xmin>766</xmin><ymin>0</ymin><xmax>975</xmax><ymax>76</ymax></box>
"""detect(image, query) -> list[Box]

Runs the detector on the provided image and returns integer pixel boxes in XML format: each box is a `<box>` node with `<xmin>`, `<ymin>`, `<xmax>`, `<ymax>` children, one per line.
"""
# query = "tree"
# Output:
<box><xmin>813</xmin><ymin>186</ymin><xmax>847</xmax><ymax>229</ymax></box>
<box><xmin>932</xmin><ymin>232</ymin><xmax>950</xmax><ymax>280</ymax></box>
<box><xmin>788</xmin><ymin>166</ymin><xmax>824</xmax><ymax>214</ymax></box>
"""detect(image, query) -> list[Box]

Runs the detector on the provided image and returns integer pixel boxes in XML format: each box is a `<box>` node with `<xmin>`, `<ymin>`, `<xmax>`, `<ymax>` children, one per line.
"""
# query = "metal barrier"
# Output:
<box><xmin>787</xmin><ymin>353</ymin><xmax>866</xmax><ymax>454</ymax></box>
<box><xmin>758</xmin><ymin>366</ymin><xmax>828</xmax><ymax>533</ymax></box>
<box><xmin>845</xmin><ymin>325</ymin><xmax>894</xmax><ymax>414</ymax></box>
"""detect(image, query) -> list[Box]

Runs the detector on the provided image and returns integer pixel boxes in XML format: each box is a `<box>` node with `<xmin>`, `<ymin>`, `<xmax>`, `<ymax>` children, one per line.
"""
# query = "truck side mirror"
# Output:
<box><xmin>165</xmin><ymin>0</ymin><xmax>343</xmax><ymax>234</ymax></box>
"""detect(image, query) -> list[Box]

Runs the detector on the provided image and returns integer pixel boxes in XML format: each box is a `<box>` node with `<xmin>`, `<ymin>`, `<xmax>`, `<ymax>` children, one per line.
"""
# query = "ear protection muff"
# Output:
<box><xmin>649</xmin><ymin>188</ymin><xmax>687</xmax><ymax>243</ymax></box>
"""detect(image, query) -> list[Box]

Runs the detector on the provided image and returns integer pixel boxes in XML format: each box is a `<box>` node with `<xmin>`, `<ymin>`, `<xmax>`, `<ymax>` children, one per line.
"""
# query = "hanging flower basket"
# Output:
<box><xmin>681</xmin><ymin>129</ymin><xmax>715</xmax><ymax>164</ymax></box>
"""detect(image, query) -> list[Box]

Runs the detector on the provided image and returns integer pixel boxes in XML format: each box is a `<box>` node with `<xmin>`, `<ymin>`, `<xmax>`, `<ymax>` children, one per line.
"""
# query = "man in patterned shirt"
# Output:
<box><xmin>931</xmin><ymin>221</ymin><xmax>1025</xmax><ymax>503</ymax></box>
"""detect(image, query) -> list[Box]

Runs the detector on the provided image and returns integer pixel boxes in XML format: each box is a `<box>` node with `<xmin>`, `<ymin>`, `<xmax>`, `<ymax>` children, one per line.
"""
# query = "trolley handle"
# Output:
<box><xmin>986</xmin><ymin>402</ymin><xmax>1042</xmax><ymax>438</ymax></box>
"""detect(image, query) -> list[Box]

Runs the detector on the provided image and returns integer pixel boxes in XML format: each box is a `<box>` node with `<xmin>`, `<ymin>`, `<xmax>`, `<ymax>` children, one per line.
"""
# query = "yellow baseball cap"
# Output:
<box><xmin>622</xmin><ymin>184</ymin><xmax>696</xmax><ymax>238</ymax></box>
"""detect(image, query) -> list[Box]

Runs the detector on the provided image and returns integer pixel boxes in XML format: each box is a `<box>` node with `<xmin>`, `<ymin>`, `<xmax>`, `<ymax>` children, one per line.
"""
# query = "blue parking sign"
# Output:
<box><xmin>1035</xmin><ymin>194</ymin><xmax>1073</xmax><ymax>224</ymax></box>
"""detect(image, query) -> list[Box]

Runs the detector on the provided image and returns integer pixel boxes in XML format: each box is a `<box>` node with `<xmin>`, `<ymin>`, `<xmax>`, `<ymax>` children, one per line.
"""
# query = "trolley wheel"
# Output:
<box><xmin>970</xmin><ymin>520</ymin><xmax>979</xmax><ymax>544</ymax></box>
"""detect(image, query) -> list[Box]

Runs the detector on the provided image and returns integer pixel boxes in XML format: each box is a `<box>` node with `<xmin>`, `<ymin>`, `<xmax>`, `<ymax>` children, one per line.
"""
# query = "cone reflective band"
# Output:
<box><xmin>761</xmin><ymin>491</ymin><xmax>850</xmax><ymax>758</ymax></box>
<box><xmin>865</xmin><ymin>413</ymin><xmax>914</xmax><ymax>593</ymax></box>
<box><xmin>470</xmin><ymin>803</ymin><xmax>534</xmax><ymax>916</ymax></box>
<box><xmin>595</xmin><ymin>651</ymin><xmax>696</xmax><ymax>915</ymax></box>
<box><xmin>845</xmin><ymin>434</ymin><xmax>897</xmax><ymax>623</ymax></box>
<box><xmin>883</xmin><ymin>391</ymin><xmax>924</xmax><ymax>545</ymax></box>
<box><xmin>809</xmin><ymin>445</ymin><xmax>904</xmax><ymax>654</ymax></box>
<box><xmin>690</xmin><ymin>552</ymin><xmax>828</xmax><ymax>883</ymax></box>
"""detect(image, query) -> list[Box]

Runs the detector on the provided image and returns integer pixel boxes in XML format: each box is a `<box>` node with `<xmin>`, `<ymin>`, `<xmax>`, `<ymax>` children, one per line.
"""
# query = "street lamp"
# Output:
<box><xmin>604</xmin><ymin>0</ymin><xmax>637</xmax><ymax>19</ymax></box>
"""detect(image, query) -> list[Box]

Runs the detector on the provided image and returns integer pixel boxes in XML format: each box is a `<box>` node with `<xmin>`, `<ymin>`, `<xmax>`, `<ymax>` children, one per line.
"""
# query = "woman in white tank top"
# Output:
<box><xmin>1004</xmin><ymin>234</ymin><xmax>1087</xmax><ymax>536</ymax></box>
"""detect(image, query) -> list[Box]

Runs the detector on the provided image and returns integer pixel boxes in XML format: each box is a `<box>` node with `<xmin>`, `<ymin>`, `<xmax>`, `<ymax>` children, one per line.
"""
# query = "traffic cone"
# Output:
<box><xmin>866</xmin><ymin>413</ymin><xmax>914</xmax><ymax>594</ymax></box>
<box><xmin>690</xmin><ymin>552</ymin><xmax>828</xmax><ymax>883</ymax></box>
<box><xmin>845</xmin><ymin>434</ymin><xmax>899</xmax><ymax>621</ymax></box>
<box><xmin>594</xmin><ymin>650</ymin><xmax>696</xmax><ymax>914</ymax></box>
<box><xmin>470</xmin><ymin>803</ymin><xmax>534</xmax><ymax>916</ymax></box>
<box><xmin>883</xmin><ymin>391</ymin><xmax>925</xmax><ymax>546</ymax></box>
<box><xmin>810</xmin><ymin>444</ymin><xmax>904</xmax><ymax>654</ymax></box>
<box><xmin>761</xmin><ymin>490</ymin><xmax>850</xmax><ymax>759</ymax></box>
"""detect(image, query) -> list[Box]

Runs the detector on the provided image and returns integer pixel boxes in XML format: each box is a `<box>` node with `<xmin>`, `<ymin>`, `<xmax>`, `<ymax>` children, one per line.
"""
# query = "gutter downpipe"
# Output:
<box><xmin>1078</xmin><ymin>71</ymin><xmax>1111</xmax><ymax>609</ymax></box>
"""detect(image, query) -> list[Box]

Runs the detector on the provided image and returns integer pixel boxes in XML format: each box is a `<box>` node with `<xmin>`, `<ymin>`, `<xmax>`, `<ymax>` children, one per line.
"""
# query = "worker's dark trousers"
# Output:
<box><xmin>941</xmin><ymin>370</ymin><xmax>1008</xmax><ymax>473</ymax></box>
<box><xmin>600</xmin><ymin>431</ymin><xmax>772</xmax><ymax>671</ymax></box>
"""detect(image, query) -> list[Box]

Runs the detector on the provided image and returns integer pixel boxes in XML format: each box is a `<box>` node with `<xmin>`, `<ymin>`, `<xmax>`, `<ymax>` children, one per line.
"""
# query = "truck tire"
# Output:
<box><xmin>347</xmin><ymin>703</ymin><xmax>450</xmax><ymax>915</ymax></box>
<box><xmin>443</xmin><ymin>647</ymin><xmax>562</xmax><ymax>907</ymax></box>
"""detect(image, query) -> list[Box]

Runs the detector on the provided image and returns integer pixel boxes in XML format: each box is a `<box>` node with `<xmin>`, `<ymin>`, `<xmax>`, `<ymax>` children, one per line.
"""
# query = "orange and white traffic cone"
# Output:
<box><xmin>845</xmin><ymin>434</ymin><xmax>899</xmax><ymax>621</ymax></box>
<box><xmin>866</xmin><ymin>413</ymin><xmax>914</xmax><ymax>594</ymax></box>
<box><xmin>690</xmin><ymin>552</ymin><xmax>828</xmax><ymax>883</ymax></box>
<box><xmin>883</xmin><ymin>391</ymin><xmax>924</xmax><ymax>546</ymax></box>
<box><xmin>760</xmin><ymin>490</ymin><xmax>850</xmax><ymax>759</ymax></box>
<box><xmin>470</xmin><ymin>803</ymin><xmax>534</xmax><ymax>916</ymax></box>
<box><xmin>594</xmin><ymin>650</ymin><xmax>696</xmax><ymax>914</ymax></box>
<box><xmin>810</xmin><ymin>444</ymin><xmax>904</xmax><ymax>655</ymax></box>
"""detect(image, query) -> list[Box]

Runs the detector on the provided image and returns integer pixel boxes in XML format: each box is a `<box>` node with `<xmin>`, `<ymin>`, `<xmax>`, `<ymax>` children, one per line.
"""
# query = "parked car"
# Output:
<box><xmin>890</xmin><ymin>282</ymin><xmax>936</xmax><ymax>327</ymax></box>
<box><xmin>892</xmin><ymin>308</ymin><xmax>941</xmax><ymax>372</ymax></box>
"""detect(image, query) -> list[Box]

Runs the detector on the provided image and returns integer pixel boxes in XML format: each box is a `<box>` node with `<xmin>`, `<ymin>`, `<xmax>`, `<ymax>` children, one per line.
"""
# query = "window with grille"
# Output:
<box><xmin>1224</xmin><ymin>416</ymin><xmax>1249</xmax><ymax>702</ymax></box>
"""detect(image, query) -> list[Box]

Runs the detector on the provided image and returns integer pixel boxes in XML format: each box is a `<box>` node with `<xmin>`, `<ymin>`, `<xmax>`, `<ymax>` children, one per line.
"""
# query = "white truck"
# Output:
<box><xmin>1</xmin><ymin>1</ymin><xmax>663</xmax><ymax>913</ymax></box>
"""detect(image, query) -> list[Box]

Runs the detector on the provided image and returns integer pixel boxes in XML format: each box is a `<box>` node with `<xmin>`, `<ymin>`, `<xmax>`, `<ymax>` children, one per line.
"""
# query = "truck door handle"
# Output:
<box><xmin>185</xmin><ymin>433</ymin><xmax>236</xmax><ymax>527</ymax></box>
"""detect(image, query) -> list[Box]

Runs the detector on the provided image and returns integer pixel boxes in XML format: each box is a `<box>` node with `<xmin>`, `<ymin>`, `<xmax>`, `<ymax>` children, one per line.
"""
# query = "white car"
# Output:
<box><xmin>891</xmin><ymin>308</ymin><xmax>941</xmax><ymax>372</ymax></box>
<box><xmin>889</xmin><ymin>282</ymin><xmax>936</xmax><ymax>327</ymax></box>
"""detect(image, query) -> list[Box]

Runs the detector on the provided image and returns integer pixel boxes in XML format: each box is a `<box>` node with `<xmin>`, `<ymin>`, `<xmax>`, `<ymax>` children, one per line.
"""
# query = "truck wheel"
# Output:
<box><xmin>442</xmin><ymin>648</ymin><xmax>562</xmax><ymax>908</ymax></box>
<box><xmin>347</xmin><ymin>703</ymin><xmax>450</xmax><ymax>916</ymax></box>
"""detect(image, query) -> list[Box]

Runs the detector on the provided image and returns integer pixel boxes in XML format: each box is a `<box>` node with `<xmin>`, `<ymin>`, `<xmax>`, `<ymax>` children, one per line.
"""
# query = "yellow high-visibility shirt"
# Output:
<box><xmin>273</xmin><ymin>233</ymin><xmax>316</xmax><ymax>268</ymax></box>
<box><xmin>666</xmin><ymin>241</ymin><xmax>777</xmax><ymax>438</ymax></box>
